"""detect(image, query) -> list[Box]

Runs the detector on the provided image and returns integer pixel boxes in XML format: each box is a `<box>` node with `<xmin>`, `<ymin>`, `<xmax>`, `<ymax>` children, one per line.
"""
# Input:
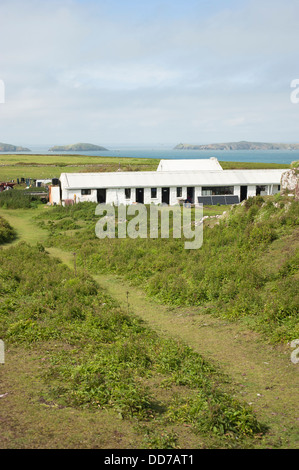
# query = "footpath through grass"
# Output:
<box><xmin>35</xmin><ymin>195</ymin><xmax>299</xmax><ymax>344</ymax></box>
<box><xmin>0</xmin><ymin>242</ymin><xmax>268</xmax><ymax>449</ymax></box>
<box><xmin>94</xmin><ymin>272</ymin><xmax>299</xmax><ymax>450</ymax></box>
<box><xmin>0</xmin><ymin>198</ymin><xmax>298</xmax><ymax>448</ymax></box>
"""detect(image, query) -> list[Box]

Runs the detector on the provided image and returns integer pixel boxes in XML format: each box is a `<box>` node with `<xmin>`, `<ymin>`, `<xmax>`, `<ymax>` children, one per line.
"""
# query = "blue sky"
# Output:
<box><xmin>0</xmin><ymin>0</ymin><xmax>299</xmax><ymax>146</ymax></box>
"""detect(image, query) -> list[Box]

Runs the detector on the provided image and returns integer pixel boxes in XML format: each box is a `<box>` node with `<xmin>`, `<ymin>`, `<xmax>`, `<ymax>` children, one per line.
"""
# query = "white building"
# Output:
<box><xmin>157</xmin><ymin>157</ymin><xmax>223</xmax><ymax>172</ymax></box>
<box><xmin>58</xmin><ymin>165</ymin><xmax>286</xmax><ymax>206</ymax></box>
<box><xmin>36</xmin><ymin>179</ymin><xmax>52</xmax><ymax>187</ymax></box>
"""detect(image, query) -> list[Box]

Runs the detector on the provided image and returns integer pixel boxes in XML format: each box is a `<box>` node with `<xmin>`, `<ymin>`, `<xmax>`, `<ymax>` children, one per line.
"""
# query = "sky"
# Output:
<box><xmin>0</xmin><ymin>0</ymin><xmax>299</xmax><ymax>146</ymax></box>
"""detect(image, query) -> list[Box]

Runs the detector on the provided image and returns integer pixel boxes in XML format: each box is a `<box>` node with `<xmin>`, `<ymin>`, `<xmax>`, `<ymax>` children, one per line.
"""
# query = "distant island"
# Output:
<box><xmin>174</xmin><ymin>141</ymin><xmax>299</xmax><ymax>151</ymax></box>
<box><xmin>49</xmin><ymin>143</ymin><xmax>108</xmax><ymax>152</ymax></box>
<box><xmin>0</xmin><ymin>142</ymin><xmax>31</xmax><ymax>152</ymax></box>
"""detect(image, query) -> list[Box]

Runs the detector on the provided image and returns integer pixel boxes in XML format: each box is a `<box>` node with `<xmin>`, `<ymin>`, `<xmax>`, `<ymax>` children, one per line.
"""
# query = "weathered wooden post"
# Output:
<box><xmin>126</xmin><ymin>291</ymin><xmax>129</xmax><ymax>315</ymax></box>
<box><xmin>73</xmin><ymin>252</ymin><xmax>77</xmax><ymax>277</ymax></box>
<box><xmin>0</xmin><ymin>340</ymin><xmax>4</xmax><ymax>365</ymax></box>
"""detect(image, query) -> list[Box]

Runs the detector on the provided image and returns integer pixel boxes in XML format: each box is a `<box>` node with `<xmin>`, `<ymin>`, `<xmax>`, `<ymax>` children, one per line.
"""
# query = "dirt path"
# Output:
<box><xmin>91</xmin><ymin>273</ymin><xmax>299</xmax><ymax>448</ymax></box>
<box><xmin>1</xmin><ymin>211</ymin><xmax>298</xmax><ymax>448</ymax></box>
<box><xmin>0</xmin><ymin>207</ymin><xmax>48</xmax><ymax>246</ymax></box>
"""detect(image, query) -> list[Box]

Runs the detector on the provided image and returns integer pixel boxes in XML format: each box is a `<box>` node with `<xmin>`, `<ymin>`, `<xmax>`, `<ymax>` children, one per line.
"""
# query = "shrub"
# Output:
<box><xmin>0</xmin><ymin>216</ymin><xmax>16</xmax><ymax>244</ymax></box>
<box><xmin>0</xmin><ymin>190</ymin><xmax>42</xmax><ymax>209</ymax></box>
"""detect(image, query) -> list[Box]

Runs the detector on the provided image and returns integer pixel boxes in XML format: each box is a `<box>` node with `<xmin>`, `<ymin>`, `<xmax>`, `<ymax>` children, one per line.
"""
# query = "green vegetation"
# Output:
<box><xmin>0</xmin><ymin>207</ymin><xmax>49</xmax><ymax>246</ymax></box>
<box><xmin>0</xmin><ymin>215</ymin><xmax>16</xmax><ymax>244</ymax></box>
<box><xmin>36</xmin><ymin>194</ymin><xmax>299</xmax><ymax>344</ymax></box>
<box><xmin>0</xmin><ymin>153</ymin><xmax>289</xmax><ymax>182</ymax></box>
<box><xmin>0</xmin><ymin>242</ymin><xmax>266</xmax><ymax>447</ymax></box>
<box><xmin>219</xmin><ymin>161</ymin><xmax>289</xmax><ymax>170</ymax></box>
<box><xmin>0</xmin><ymin>189</ymin><xmax>45</xmax><ymax>209</ymax></box>
<box><xmin>0</xmin><ymin>155</ymin><xmax>159</xmax><ymax>181</ymax></box>
<box><xmin>0</xmin><ymin>156</ymin><xmax>298</xmax><ymax>449</ymax></box>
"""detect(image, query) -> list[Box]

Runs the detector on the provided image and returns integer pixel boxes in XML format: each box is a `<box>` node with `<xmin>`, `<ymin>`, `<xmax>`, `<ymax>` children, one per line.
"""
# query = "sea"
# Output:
<box><xmin>4</xmin><ymin>144</ymin><xmax>299</xmax><ymax>165</ymax></box>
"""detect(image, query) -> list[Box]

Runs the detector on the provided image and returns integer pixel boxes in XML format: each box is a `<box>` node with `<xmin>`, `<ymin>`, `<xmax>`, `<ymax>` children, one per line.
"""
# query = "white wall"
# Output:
<box><xmin>49</xmin><ymin>186</ymin><xmax>61</xmax><ymax>205</ymax></box>
<box><xmin>247</xmin><ymin>185</ymin><xmax>256</xmax><ymax>198</ymax></box>
<box><xmin>106</xmin><ymin>189</ymin><xmax>118</xmax><ymax>204</ymax></box>
<box><xmin>234</xmin><ymin>186</ymin><xmax>240</xmax><ymax>199</ymax></box>
<box><xmin>194</xmin><ymin>186</ymin><xmax>201</xmax><ymax>203</ymax></box>
<box><xmin>62</xmin><ymin>183</ymin><xmax>281</xmax><ymax>206</ymax></box>
<box><xmin>62</xmin><ymin>188</ymin><xmax>97</xmax><ymax>203</ymax></box>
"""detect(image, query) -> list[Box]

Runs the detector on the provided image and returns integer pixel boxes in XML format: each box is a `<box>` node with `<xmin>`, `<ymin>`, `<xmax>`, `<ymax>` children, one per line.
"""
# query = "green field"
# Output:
<box><xmin>220</xmin><ymin>161</ymin><xmax>290</xmax><ymax>170</ymax></box>
<box><xmin>0</xmin><ymin>153</ymin><xmax>290</xmax><ymax>182</ymax></box>
<box><xmin>0</xmin><ymin>153</ymin><xmax>160</xmax><ymax>166</ymax></box>
<box><xmin>0</xmin><ymin>154</ymin><xmax>159</xmax><ymax>181</ymax></box>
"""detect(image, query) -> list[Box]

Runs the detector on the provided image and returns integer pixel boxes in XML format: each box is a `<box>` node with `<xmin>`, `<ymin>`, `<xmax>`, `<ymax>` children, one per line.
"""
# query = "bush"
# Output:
<box><xmin>0</xmin><ymin>189</ymin><xmax>42</xmax><ymax>209</ymax></box>
<box><xmin>0</xmin><ymin>216</ymin><xmax>16</xmax><ymax>244</ymax></box>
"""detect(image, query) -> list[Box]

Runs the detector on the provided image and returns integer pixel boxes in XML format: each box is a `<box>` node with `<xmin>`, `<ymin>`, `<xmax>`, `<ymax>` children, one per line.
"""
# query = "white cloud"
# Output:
<box><xmin>0</xmin><ymin>0</ymin><xmax>299</xmax><ymax>144</ymax></box>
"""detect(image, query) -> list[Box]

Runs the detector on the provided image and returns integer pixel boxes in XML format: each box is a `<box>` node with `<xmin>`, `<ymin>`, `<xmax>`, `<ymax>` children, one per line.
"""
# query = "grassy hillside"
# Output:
<box><xmin>0</xmin><ymin>190</ymin><xmax>298</xmax><ymax>449</ymax></box>
<box><xmin>36</xmin><ymin>194</ymin><xmax>299</xmax><ymax>344</ymax></box>
<box><xmin>0</xmin><ymin>242</ymin><xmax>266</xmax><ymax>448</ymax></box>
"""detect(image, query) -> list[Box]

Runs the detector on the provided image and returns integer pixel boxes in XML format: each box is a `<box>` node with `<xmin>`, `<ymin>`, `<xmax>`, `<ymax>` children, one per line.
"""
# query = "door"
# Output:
<box><xmin>136</xmin><ymin>188</ymin><xmax>144</xmax><ymax>204</ymax></box>
<box><xmin>97</xmin><ymin>188</ymin><xmax>106</xmax><ymax>203</ymax></box>
<box><xmin>240</xmin><ymin>186</ymin><xmax>247</xmax><ymax>202</ymax></box>
<box><xmin>162</xmin><ymin>187</ymin><xmax>170</xmax><ymax>204</ymax></box>
<box><xmin>187</xmin><ymin>187</ymin><xmax>194</xmax><ymax>203</ymax></box>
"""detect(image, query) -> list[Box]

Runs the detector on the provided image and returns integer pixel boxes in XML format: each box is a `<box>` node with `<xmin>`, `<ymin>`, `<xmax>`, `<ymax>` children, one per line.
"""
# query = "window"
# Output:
<box><xmin>125</xmin><ymin>188</ymin><xmax>131</xmax><ymax>199</ymax></box>
<box><xmin>256</xmin><ymin>185</ymin><xmax>267</xmax><ymax>196</ymax></box>
<box><xmin>151</xmin><ymin>188</ymin><xmax>157</xmax><ymax>198</ymax></box>
<box><xmin>176</xmin><ymin>187</ymin><xmax>182</xmax><ymax>197</ymax></box>
<box><xmin>202</xmin><ymin>186</ymin><xmax>234</xmax><ymax>196</ymax></box>
<box><xmin>81</xmin><ymin>189</ymin><xmax>91</xmax><ymax>195</ymax></box>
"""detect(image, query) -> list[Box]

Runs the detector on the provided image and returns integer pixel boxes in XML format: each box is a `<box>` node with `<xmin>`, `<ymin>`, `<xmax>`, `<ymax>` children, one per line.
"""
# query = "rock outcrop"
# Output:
<box><xmin>0</xmin><ymin>142</ymin><xmax>30</xmax><ymax>151</ymax></box>
<box><xmin>280</xmin><ymin>161</ymin><xmax>299</xmax><ymax>199</ymax></box>
<box><xmin>49</xmin><ymin>143</ymin><xmax>108</xmax><ymax>151</ymax></box>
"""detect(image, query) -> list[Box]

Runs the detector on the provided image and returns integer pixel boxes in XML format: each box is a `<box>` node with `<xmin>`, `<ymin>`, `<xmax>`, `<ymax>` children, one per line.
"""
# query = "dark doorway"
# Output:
<box><xmin>187</xmin><ymin>187</ymin><xmax>194</xmax><ymax>203</ymax></box>
<box><xmin>136</xmin><ymin>188</ymin><xmax>144</xmax><ymax>204</ymax></box>
<box><xmin>162</xmin><ymin>187</ymin><xmax>170</xmax><ymax>204</ymax></box>
<box><xmin>97</xmin><ymin>188</ymin><xmax>106</xmax><ymax>203</ymax></box>
<box><xmin>240</xmin><ymin>186</ymin><xmax>247</xmax><ymax>202</ymax></box>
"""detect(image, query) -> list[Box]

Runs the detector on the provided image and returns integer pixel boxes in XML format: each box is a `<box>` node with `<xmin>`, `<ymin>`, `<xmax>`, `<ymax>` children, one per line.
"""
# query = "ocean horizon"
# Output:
<box><xmin>1</xmin><ymin>144</ymin><xmax>298</xmax><ymax>165</ymax></box>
